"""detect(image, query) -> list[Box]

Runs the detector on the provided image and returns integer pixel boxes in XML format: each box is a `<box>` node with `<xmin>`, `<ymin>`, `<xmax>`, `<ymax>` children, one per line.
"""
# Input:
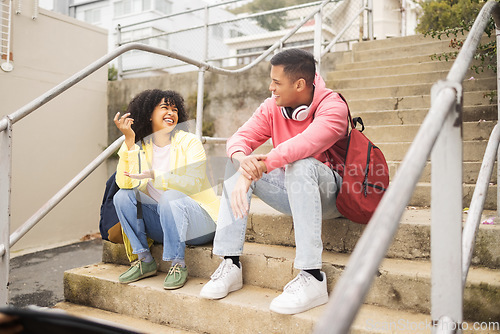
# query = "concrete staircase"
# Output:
<box><xmin>59</xmin><ymin>35</ymin><xmax>500</xmax><ymax>333</ymax></box>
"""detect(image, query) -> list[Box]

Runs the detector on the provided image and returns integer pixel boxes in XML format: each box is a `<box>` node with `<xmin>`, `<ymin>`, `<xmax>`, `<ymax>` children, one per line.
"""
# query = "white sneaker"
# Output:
<box><xmin>200</xmin><ymin>258</ymin><xmax>243</xmax><ymax>299</ymax></box>
<box><xmin>269</xmin><ymin>271</ymin><xmax>328</xmax><ymax>314</ymax></box>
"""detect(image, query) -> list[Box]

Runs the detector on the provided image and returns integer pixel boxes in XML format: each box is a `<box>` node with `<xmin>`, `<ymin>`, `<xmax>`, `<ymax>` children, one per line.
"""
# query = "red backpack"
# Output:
<box><xmin>335</xmin><ymin>95</ymin><xmax>389</xmax><ymax>224</ymax></box>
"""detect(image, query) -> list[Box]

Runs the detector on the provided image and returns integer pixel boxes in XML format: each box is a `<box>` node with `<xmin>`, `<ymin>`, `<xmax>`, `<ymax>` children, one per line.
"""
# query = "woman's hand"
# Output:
<box><xmin>124</xmin><ymin>170</ymin><xmax>154</xmax><ymax>180</ymax></box>
<box><xmin>114</xmin><ymin>112</ymin><xmax>135</xmax><ymax>150</ymax></box>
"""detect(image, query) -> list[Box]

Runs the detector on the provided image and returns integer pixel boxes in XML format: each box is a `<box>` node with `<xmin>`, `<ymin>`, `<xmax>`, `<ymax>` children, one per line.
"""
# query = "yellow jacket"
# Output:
<box><xmin>116</xmin><ymin>130</ymin><xmax>220</xmax><ymax>261</ymax></box>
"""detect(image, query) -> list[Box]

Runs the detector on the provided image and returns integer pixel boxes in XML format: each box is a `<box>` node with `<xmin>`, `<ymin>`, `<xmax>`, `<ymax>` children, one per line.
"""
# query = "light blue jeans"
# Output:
<box><xmin>213</xmin><ymin>157</ymin><xmax>342</xmax><ymax>270</ymax></box>
<box><xmin>113</xmin><ymin>189</ymin><xmax>216</xmax><ymax>261</ymax></box>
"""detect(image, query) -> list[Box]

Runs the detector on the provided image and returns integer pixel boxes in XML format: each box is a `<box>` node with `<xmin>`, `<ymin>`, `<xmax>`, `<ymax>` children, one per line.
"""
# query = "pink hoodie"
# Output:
<box><xmin>227</xmin><ymin>73</ymin><xmax>349</xmax><ymax>175</ymax></box>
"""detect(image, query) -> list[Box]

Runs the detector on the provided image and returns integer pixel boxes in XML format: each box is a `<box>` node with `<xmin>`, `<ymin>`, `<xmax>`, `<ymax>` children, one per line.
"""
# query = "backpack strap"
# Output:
<box><xmin>136</xmin><ymin>140</ymin><xmax>146</xmax><ymax>220</ymax></box>
<box><xmin>338</xmin><ymin>93</ymin><xmax>365</xmax><ymax>132</ymax></box>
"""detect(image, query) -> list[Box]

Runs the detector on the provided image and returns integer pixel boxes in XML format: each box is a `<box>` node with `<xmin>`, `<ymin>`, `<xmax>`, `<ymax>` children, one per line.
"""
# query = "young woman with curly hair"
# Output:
<box><xmin>113</xmin><ymin>89</ymin><xmax>219</xmax><ymax>289</ymax></box>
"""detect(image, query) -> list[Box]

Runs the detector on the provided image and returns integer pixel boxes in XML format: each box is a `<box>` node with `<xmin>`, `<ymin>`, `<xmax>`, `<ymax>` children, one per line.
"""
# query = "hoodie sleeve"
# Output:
<box><xmin>226</xmin><ymin>100</ymin><xmax>273</xmax><ymax>158</ymax></box>
<box><xmin>264</xmin><ymin>95</ymin><xmax>348</xmax><ymax>172</ymax></box>
<box><xmin>115</xmin><ymin>142</ymin><xmax>142</xmax><ymax>189</ymax></box>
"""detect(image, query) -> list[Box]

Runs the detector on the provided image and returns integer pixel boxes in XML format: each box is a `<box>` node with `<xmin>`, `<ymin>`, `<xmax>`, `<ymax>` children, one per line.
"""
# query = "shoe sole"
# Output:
<box><xmin>163</xmin><ymin>278</ymin><xmax>188</xmax><ymax>290</ymax></box>
<box><xmin>269</xmin><ymin>294</ymin><xmax>329</xmax><ymax>315</ymax></box>
<box><xmin>119</xmin><ymin>270</ymin><xmax>157</xmax><ymax>284</ymax></box>
<box><xmin>200</xmin><ymin>281</ymin><xmax>243</xmax><ymax>299</ymax></box>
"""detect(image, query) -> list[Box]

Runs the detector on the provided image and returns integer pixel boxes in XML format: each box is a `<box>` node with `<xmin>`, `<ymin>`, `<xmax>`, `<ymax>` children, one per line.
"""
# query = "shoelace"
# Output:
<box><xmin>283</xmin><ymin>272</ymin><xmax>310</xmax><ymax>293</ymax></box>
<box><xmin>210</xmin><ymin>259</ymin><xmax>230</xmax><ymax>280</ymax></box>
<box><xmin>131</xmin><ymin>260</ymin><xmax>144</xmax><ymax>275</ymax></box>
<box><xmin>168</xmin><ymin>263</ymin><xmax>182</xmax><ymax>279</ymax></box>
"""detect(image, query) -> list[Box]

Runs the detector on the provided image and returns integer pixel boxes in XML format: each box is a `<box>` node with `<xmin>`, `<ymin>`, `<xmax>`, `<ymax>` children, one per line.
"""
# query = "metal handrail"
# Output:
<box><xmin>314</xmin><ymin>1</ymin><xmax>500</xmax><ymax>333</ymax></box>
<box><xmin>462</xmin><ymin>123</ymin><xmax>500</xmax><ymax>286</ymax></box>
<box><xmin>0</xmin><ymin>136</ymin><xmax>125</xmax><ymax>257</ymax></box>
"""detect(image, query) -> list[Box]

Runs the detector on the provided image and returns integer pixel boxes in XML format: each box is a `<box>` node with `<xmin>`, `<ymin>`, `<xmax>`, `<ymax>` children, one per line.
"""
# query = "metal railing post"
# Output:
<box><xmin>430</xmin><ymin>82</ymin><xmax>463</xmax><ymax>333</ymax></box>
<box><xmin>497</xmin><ymin>22</ymin><xmax>500</xmax><ymax>216</ymax></box>
<box><xmin>116</xmin><ymin>24</ymin><xmax>123</xmax><ymax>80</ymax></box>
<box><xmin>367</xmin><ymin>0</ymin><xmax>374</xmax><ymax>40</ymax></box>
<box><xmin>0</xmin><ymin>117</ymin><xmax>12</xmax><ymax>305</ymax></box>
<box><xmin>195</xmin><ymin>67</ymin><xmax>206</xmax><ymax>140</ymax></box>
<box><xmin>195</xmin><ymin>4</ymin><xmax>209</xmax><ymax>140</ymax></box>
<box><xmin>314</xmin><ymin>5</ymin><xmax>323</xmax><ymax>69</ymax></box>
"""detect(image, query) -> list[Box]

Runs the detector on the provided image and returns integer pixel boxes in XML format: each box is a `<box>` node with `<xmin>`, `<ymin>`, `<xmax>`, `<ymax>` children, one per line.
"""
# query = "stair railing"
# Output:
<box><xmin>314</xmin><ymin>1</ymin><xmax>500</xmax><ymax>333</ymax></box>
<box><xmin>0</xmin><ymin>0</ymin><xmax>373</xmax><ymax>306</ymax></box>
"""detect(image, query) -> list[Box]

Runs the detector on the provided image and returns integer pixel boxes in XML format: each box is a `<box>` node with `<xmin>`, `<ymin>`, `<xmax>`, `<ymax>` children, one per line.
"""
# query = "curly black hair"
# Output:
<box><xmin>126</xmin><ymin>89</ymin><xmax>189</xmax><ymax>143</ymax></box>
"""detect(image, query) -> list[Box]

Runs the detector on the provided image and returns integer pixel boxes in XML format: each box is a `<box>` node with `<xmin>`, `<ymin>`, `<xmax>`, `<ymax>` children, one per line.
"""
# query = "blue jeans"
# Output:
<box><xmin>213</xmin><ymin>157</ymin><xmax>342</xmax><ymax>270</ymax></box>
<box><xmin>113</xmin><ymin>189</ymin><xmax>216</xmax><ymax>261</ymax></box>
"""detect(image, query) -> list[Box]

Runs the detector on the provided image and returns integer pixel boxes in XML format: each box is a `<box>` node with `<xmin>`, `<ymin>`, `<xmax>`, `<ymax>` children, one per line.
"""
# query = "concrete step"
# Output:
<box><xmin>408</xmin><ymin>182</ymin><xmax>497</xmax><ymax>210</ymax></box>
<box><xmin>352</xmin><ymin>105</ymin><xmax>497</xmax><ymax>125</ymax></box>
<box><xmin>54</xmin><ymin>302</ymin><xmax>195</xmax><ymax>334</ymax></box>
<box><xmin>351</xmin><ymin>40</ymin><xmax>457</xmax><ymax>63</ymax></box>
<box><xmin>345</xmin><ymin>90</ymin><xmax>495</xmax><ymax>110</ymax></box>
<box><xmin>378</xmin><ymin>140</ymin><xmax>488</xmax><ymax>162</ymax></box>
<box><xmin>100</xmin><ymin>200</ymin><xmax>500</xmax><ymax>269</ymax></box>
<box><xmin>350</xmin><ymin>33</ymin><xmax>494</xmax><ymax>53</ymax></box>
<box><xmin>388</xmin><ymin>161</ymin><xmax>497</xmax><ymax>184</ymax></box>
<box><xmin>63</xmin><ymin>264</ymin><xmax>500</xmax><ymax>334</ymax></box>
<box><xmin>329</xmin><ymin>61</ymin><xmax>457</xmax><ymax>80</ymax></box>
<box><xmin>246</xmin><ymin>200</ymin><xmax>500</xmax><ymax>268</ymax></box>
<box><xmin>332</xmin><ymin>77</ymin><xmax>496</xmax><ymax>100</ymax></box>
<box><xmin>363</xmin><ymin>121</ymin><xmax>495</xmax><ymax>143</ymax></box>
<box><xmin>64</xmin><ymin>264</ymin><xmax>438</xmax><ymax>334</ymax></box>
<box><xmin>71</xmin><ymin>242</ymin><xmax>500</xmax><ymax>323</ymax></box>
<box><xmin>336</xmin><ymin>55</ymin><xmax>445</xmax><ymax>71</ymax></box>
<box><xmin>331</xmin><ymin>71</ymin><xmax>450</xmax><ymax>90</ymax></box>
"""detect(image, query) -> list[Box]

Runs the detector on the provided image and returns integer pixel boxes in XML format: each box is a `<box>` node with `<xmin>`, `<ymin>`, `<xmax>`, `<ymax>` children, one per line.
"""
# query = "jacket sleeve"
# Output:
<box><xmin>115</xmin><ymin>142</ymin><xmax>142</xmax><ymax>189</ymax></box>
<box><xmin>152</xmin><ymin>136</ymin><xmax>208</xmax><ymax>196</ymax></box>
<box><xmin>264</xmin><ymin>97</ymin><xmax>348</xmax><ymax>172</ymax></box>
<box><xmin>226</xmin><ymin>100</ymin><xmax>273</xmax><ymax>158</ymax></box>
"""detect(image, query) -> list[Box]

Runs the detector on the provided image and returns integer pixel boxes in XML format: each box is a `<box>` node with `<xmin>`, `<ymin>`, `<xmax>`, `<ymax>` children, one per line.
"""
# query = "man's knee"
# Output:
<box><xmin>285</xmin><ymin>157</ymin><xmax>319</xmax><ymax>177</ymax></box>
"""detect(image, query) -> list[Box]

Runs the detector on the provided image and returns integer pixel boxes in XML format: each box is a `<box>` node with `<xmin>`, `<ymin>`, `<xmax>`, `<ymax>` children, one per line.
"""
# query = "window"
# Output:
<box><xmin>114</xmin><ymin>0</ymin><xmax>152</xmax><ymax>17</ymax></box>
<box><xmin>155</xmin><ymin>0</ymin><xmax>171</xmax><ymax>14</ymax></box>
<box><xmin>121</xmin><ymin>27</ymin><xmax>169</xmax><ymax>49</ymax></box>
<box><xmin>230</xmin><ymin>29</ymin><xmax>244</xmax><ymax>38</ymax></box>
<box><xmin>84</xmin><ymin>8</ymin><xmax>101</xmax><ymax>24</ymax></box>
<box><xmin>212</xmin><ymin>25</ymin><xmax>223</xmax><ymax>39</ymax></box>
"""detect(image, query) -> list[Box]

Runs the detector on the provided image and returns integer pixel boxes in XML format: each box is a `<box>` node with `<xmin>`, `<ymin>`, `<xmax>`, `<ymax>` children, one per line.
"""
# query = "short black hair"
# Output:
<box><xmin>126</xmin><ymin>89</ymin><xmax>188</xmax><ymax>143</ymax></box>
<box><xmin>270</xmin><ymin>48</ymin><xmax>316</xmax><ymax>87</ymax></box>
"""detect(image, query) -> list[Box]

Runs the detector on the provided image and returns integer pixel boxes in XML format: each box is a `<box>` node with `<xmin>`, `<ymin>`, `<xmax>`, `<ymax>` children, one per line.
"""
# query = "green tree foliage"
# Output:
<box><xmin>417</xmin><ymin>0</ymin><xmax>497</xmax><ymax>75</ymax></box>
<box><xmin>249</xmin><ymin>0</ymin><xmax>287</xmax><ymax>31</ymax></box>
<box><xmin>108</xmin><ymin>64</ymin><xmax>118</xmax><ymax>81</ymax></box>
<box><xmin>416</xmin><ymin>0</ymin><xmax>484</xmax><ymax>34</ymax></box>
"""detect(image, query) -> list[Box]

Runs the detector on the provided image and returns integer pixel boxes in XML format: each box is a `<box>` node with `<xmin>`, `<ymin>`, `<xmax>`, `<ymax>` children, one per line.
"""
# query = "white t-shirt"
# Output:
<box><xmin>146</xmin><ymin>142</ymin><xmax>171</xmax><ymax>202</ymax></box>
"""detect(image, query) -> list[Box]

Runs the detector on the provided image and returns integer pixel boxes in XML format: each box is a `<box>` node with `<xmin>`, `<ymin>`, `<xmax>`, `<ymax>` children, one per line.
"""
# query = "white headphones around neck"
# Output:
<box><xmin>280</xmin><ymin>105</ymin><xmax>310</xmax><ymax>122</ymax></box>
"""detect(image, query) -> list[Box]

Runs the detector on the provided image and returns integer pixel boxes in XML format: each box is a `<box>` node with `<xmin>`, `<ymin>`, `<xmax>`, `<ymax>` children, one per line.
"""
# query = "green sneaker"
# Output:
<box><xmin>163</xmin><ymin>263</ymin><xmax>188</xmax><ymax>290</ymax></box>
<box><xmin>119</xmin><ymin>260</ymin><xmax>157</xmax><ymax>284</ymax></box>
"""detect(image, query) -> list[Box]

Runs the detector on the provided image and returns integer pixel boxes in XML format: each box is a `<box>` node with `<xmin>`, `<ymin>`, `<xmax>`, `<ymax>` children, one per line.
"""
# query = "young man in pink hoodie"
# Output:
<box><xmin>200</xmin><ymin>48</ymin><xmax>349</xmax><ymax>314</ymax></box>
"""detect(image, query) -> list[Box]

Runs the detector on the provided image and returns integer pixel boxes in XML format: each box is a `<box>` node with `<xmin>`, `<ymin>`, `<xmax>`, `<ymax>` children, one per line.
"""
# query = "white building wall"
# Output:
<box><xmin>0</xmin><ymin>5</ymin><xmax>108</xmax><ymax>254</ymax></box>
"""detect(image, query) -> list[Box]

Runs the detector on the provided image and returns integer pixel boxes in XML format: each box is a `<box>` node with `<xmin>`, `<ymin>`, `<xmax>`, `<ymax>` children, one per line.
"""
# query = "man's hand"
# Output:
<box><xmin>231</xmin><ymin>175</ymin><xmax>253</xmax><ymax>219</ymax></box>
<box><xmin>124</xmin><ymin>169</ymin><xmax>154</xmax><ymax>180</ymax></box>
<box><xmin>232</xmin><ymin>152</ymin><xmax>268</xmax><ymax>181</ymax></box>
